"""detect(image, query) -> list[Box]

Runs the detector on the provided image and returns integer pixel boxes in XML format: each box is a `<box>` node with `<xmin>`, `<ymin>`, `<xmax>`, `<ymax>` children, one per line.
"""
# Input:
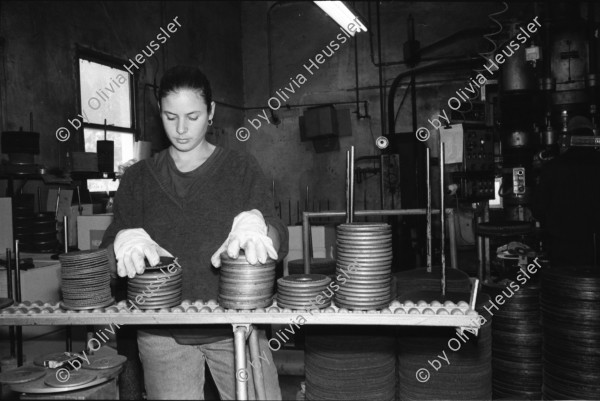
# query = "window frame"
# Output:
<box><xmin>75</xmin><ymin>45</ymin><xmax>138</xmax><ymax>140</ymax></box>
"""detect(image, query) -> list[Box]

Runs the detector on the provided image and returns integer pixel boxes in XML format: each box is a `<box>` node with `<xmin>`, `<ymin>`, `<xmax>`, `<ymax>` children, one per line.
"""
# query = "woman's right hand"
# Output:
<box><xmin>113</xmin><ymin>228</ymin><xmax>173</xmax><ymax>278</ymax></box>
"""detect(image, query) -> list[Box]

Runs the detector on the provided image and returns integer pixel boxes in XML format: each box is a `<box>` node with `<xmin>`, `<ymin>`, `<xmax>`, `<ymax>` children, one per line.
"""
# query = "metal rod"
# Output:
<box><xmin>440</xmin><ymin>143</ymin><xmax>446</xmax><ymax>296</ymax></box>
<box><xmin>350</xmin><ymin>146</ymin><xmax>355</xmax><ymax>223</ymax></box>
<box><xmin>6</xmin><ymin>249</ymin><xmax>15</xmax><ymax>358</ymax></box>
<box><xmin>248</xmin><ymin>328</ymin><xmax>267</xmax><ymax>400</ymax></box>
<box><xmin>302</xmin><ymin>212</ymin><xmax>311</xmax><ymax>275</ymax></box>
<box><xmin>379</xmin><ymin>154</ymin><xmax>385</xmax><ymax>209</ymax></box>
<box><xmin>63</xmin><ymin>216</ymin><xmax>68</xmax><ymax>253</ymax></box>
<box><xmin>346</xmin><ymin>151</ymin><xmax>351</xmax><ymax>223</ymax></box>
<box><xmin>483</xmin><ymin>202</ymin><xmax>491</xmax><ymax>280</ymax></box>
<box><xmin>477</xmin><ymin>213</ymin><xmax>484</xmax><ymax>281</ymax></box>
<box><xmin>305</xmin><ymin>186</ymin><xmax>309</xmax><ymax>212</ymax></box>
<box><xmin>426</xmin><ymin>147</ymin><xmax>432</xmax><ymax>273</ymax></box>
<box><xmin>15</xmin><ymin>240</ymin><xmax>23</xmax><ymax>366</ymax></box>
<box><xmin>288</xmin><ymin>199</ymin><xmax>291</xmax><ymax>226</ymax></box>
<box><xmin>447</xmin><ymin>209</ymin><xmax>458</xmax><ymax>270</ymax></box>
<box><xmin>233</xmin><ymin>326</ymin><xmax>248</xmax><ymax>400</ymax></box>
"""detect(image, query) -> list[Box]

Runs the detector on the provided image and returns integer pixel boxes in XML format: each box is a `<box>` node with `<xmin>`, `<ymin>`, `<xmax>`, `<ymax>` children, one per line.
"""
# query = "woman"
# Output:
<box><xmin>101</xmin><ymin>65</ymin><xmax>288</xmax><ymax>399</ymax></box>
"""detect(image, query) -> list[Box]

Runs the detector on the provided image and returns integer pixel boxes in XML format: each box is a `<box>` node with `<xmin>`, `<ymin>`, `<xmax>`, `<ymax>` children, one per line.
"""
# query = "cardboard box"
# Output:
<box><xmin>77</xmin><ymin>214</ymin><xmax>114</xmax><ymax>250</ymax></box>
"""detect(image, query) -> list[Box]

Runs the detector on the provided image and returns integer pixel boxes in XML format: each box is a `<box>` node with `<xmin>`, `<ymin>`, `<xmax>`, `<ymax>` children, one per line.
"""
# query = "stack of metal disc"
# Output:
<box><xmin>287</xmin><ymin>258</ymin><xmax>336</xmax><ymax>276</ymax></box>
<box><xmin>335</xmin><ymin>223</ymin><xmax>392</xmax><ymax>310</ymax></box>
<box><xmin>541</xmin><ymin>266</ymin><xmax>600</xmax><ymax>400</ymax></box>
<box><xmin>60</xmin><ymin>249</ymin><xmax>113</xmax><ymax>309</ymax></box>
<box><xmin>218</xmin><ymin>252</ymin><xmax>276</xmax><ymax>310</ymax></box>
<box><xmin>484</xmin><ymin>279</ymin><xmax>542</xmax><ymax>399</ymax></box>
<box><xmin>398</xmin><ymin>293</ymin><xmax>492</xmax><ymax>401</ymax></box>
<box><xmin>395</xmin><ymin>267</ymin><xmax>472</xmax><ymax>299</ymax></box>
<box><xmin>277</xmin><ymin>274</ymin><xmax>332</xmax><ymax>309</ymax></box>
<box><xmin>127</xmin><ymin>257</ymin><xmax>182</xmax><ymax>310</ymax></box>
<box><xmin>305</xmin><ymin>326</ymin><xmax>396</xmax><ymax>401</ymax></box>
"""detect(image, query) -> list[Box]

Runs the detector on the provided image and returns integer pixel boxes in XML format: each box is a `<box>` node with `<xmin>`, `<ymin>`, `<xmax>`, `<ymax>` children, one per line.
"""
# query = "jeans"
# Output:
<box><xmin>137</xmin><ymin>330</ymin><xmax>282</xmax><ymax>400</ymax></box>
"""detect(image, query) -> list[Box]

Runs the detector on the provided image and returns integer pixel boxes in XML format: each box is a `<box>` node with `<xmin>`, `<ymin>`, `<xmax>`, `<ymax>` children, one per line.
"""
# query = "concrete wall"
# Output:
<box><xmin>0</xmin><ymin>0</ymin><xmax>244</xmax><ymax>195</ymax></box>
<box><xmin>240</xmin><ymin>1</ymin><xmax>532</xmax><ymax>219</ymax></box>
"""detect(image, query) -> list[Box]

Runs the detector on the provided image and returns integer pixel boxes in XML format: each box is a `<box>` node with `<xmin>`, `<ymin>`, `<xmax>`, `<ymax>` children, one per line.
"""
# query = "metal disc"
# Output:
<box><xmin>44</xmin><ymin>370</ymin><xmax>97</xmax><ymax>388</ymax></box>
<box><xmin>83</xmin><ymin>355</ymin><xmax>128</xmax><ymax>370</ymax></box>
<box><xmin>0</xmin><ymin>366</ymin><xmax>46</xmax><ymax>384</ymax></box>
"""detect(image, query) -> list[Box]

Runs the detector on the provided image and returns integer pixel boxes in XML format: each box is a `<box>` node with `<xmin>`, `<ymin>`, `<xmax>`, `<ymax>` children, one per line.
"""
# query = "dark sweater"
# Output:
<box><xmin>101</xmin><ymin>146</ymin><xmax>289</xmax><ymax>342</ymax></box>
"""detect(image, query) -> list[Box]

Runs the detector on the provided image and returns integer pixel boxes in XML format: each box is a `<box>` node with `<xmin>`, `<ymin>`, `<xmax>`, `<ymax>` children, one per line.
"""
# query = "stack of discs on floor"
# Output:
<box><xmin>395</xmin><ymin>267</ymin><xmax>472</xmax><ymax>300</ymax></box>
<box><xmin>305</xmin><ymin>326</ymin><xmax>396</xmax><ymax>401</ymax></box>
<box><xmin>127</xmin><ymin>257</ymin><xmax>182</xmax><ymax>310</ymax></box>
<box><xmin>60</xmin><ymin>249</ymin><xmax>113</xmax><ymax>309</ymax></box>
<box><xmin>398</xmin><ymin>293</ymin><xmax>492</xmax><ymax>401</ymax></box>
<box><xmin>541</xmin><ymin>266</ymin><xmax>600</xmax><ymax>400</ymax></box>
<box><xmin>287</xmin><ymin>258</ymin><xmax>336</xmax><ymax>276</ymax></box>
<box><xmin>277</xmin><ymin>274</ymin><xmax>332</xmax><ymax>309</ymax></box>
<box><xmin>218</xmin><ymin>252</ymin><xmax>276</xmax><ymax>310</ymax></box>
<box><xmin>335</xmin><ymin>223</ymin><xmax>392</xmax><ymax>310</ymax></box>
<box><xmin>483</xmin><ymin>279</ymin><xmax>542</xmax><ymax>399</ymax></box>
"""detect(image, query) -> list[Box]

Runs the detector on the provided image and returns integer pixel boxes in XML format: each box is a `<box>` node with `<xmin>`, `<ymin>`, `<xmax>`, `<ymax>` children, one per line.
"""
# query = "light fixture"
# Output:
<box><xmin>314</xmin><ymin>1</ymin><xmax>367</xmax><ymax>36</ymax></box>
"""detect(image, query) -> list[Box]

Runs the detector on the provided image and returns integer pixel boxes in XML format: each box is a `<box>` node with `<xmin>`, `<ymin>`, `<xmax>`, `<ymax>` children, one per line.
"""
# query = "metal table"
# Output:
<box><xmin>1</xmin><ymin>298</ymin><xmax>481</xmax><ymax>400</ymax></box>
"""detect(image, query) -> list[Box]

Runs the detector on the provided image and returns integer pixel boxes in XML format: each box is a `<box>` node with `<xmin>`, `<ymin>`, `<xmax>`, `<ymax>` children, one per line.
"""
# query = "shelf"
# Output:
<box><xmin>0</xmin><ymin>299</ymin><xmax>481</xmax><ymax>332</ymax></box>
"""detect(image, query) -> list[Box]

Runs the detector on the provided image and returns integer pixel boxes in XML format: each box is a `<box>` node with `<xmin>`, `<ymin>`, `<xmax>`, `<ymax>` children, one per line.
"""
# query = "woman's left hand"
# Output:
<box><xmin>210</xmin><ymin>209</ymin><xmax>278</xmax><ymax>267</ymax></box>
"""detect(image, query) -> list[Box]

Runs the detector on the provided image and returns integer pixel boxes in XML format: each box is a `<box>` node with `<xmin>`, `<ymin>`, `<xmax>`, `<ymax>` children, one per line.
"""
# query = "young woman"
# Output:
<box><xmin>101</xmin><ymin>65</ymin><xmax>287</xmax><ymax>399</ymax></box>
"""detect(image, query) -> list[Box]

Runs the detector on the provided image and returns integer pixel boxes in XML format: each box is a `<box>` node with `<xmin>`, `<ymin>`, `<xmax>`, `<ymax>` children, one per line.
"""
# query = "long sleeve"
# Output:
<box><xmin>241</xmin><ymin>154</ymin><xmax>289</xmax><ymax>261</ymax></box>
<box><xmin>100</xmin><ymin>162</ymin><xmax>145</xmax><ymax>249</ymax></box>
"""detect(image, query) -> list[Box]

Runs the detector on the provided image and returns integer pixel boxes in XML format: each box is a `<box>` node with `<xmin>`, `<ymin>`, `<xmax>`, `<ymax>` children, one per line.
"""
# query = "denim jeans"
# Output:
<box><xmin>137</xmin><ymin>329</ymin><xmax>282</xmax><ymax>400</ymax></box>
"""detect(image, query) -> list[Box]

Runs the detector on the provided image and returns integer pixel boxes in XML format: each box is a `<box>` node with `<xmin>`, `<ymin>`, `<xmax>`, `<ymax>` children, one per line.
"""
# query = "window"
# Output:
<box><xmin>77</xmin><ymin>48</ymin><xmax>136</xmax><ymax>172</ymax></box>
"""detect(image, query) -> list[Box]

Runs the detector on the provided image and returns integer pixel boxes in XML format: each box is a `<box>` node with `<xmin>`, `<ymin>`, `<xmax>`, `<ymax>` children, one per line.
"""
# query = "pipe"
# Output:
<box><xmin>376</xmin><ymin>1</ymin><xmax>386</xmax><ymax>137</ymax></box>
<box><xmin>6</xmin><ymin>248</ymin><xmax>15</xmax><ymax>359</ymax></box>
<box><xmin>350</xmin><ymin>146</ymin><xmax>355</xmax><ymax>223</ymax></box>
<box><xmin>303</xmin><ymin>212</ymin><xmax>311</xmax><ymax>275</ymax></box>
<box><xmin>447</xmin><ymin>209</ymin><xmax>458</xmax><ymax>270</ymax></box>
<box><xmin>248</xmin><ymin>329</ymin><xmax>266</xmax><ymax>400</ymax></box>
<box><xmin>15</xmin><ymin>240</ymin><xmax>22</xmax><ymax>366</ymax></box>
<box><xmin>387</xmin><ymin>57</ymin><xmax>478</xmax><ymax>136</ymax></box>
<box><xmin>426</xmin><ymin>148</ymin><xmax>432</xmax><ymax>273</ymax></box>
<box><xmin>346</xmin><ymin>151</ymin><xmax>351</xmax><ymax>223</ymax></box>
<box><xmin>367</xmin><ymin>1</ymin><xmax>488</xmax><ymax>68</ymax></box>
<box><xmin>440</xmin><ymin>143</ymin><xmax>446</xmax><ymax>296</ymax></box>
<box><xmin>234</xmin><ymin>326</ymin><xmax>248</xmax><ymax>400</ymax></box>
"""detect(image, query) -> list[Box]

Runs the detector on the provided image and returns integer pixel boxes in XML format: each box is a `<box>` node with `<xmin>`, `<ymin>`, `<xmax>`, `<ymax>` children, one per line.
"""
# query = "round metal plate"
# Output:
<box><xmin>44</xmin><ymin>370</ymin><xmax>97</xmax><ymax>388</ymax></box>
<box><xmin>0</xmin><ymin>366</ymin><xmax>46</xmax><ymax>384</ymax></box>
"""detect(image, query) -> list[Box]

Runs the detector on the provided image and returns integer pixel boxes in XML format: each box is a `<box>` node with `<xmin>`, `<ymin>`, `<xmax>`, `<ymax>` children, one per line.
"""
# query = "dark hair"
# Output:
<box><xmin>158</xmin><ymin>66</ymin><xmax>212</xmax><ymax>112</ymax></box>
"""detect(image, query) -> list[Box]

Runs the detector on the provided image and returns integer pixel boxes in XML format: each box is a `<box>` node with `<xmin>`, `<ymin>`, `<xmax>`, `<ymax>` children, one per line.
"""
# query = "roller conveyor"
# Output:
<box><xmin>0</xmin><ymin>299</ymin><xmax>480</xmax><ymax>331</ymax></box>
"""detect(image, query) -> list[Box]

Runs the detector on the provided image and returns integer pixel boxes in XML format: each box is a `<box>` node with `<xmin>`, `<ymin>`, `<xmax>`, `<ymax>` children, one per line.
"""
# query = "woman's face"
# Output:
<box><xmin>160</xmin><ymin>88</ymin><xmax>215</xmax><ymax>153</ymax></box>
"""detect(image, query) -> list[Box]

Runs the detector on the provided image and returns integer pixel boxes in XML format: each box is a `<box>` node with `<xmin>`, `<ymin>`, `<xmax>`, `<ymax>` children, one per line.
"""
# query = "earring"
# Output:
<box><xmin>208</xmin><ymin>119</ymin><xmax>213</xmax><ymax>126</ymax></box>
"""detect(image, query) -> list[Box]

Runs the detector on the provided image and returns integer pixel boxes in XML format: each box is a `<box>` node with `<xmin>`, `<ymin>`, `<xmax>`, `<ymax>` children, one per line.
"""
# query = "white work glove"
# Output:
<box><xmin>211</xmin><ymin>209</ymin><xmax>278</xmax><ymax>267</ymax></box>
<box><xmin>113</xmin><ymin>228</ymin><xmax>173</xmax><ymax>278</ymax></box>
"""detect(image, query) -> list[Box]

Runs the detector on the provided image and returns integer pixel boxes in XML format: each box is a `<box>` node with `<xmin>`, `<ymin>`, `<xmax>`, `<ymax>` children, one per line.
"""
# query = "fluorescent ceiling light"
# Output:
<box><xmin>314</xmin><ymin>1</ymin><xmax>367</xmax><ymax>36</ymax></box>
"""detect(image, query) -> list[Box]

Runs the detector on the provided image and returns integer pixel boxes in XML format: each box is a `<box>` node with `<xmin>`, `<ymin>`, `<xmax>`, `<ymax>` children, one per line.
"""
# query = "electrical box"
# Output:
<box><xmin>452</xmin><ymin>128</ymin><xmax>496</xmax><ymax>200</ymax></box>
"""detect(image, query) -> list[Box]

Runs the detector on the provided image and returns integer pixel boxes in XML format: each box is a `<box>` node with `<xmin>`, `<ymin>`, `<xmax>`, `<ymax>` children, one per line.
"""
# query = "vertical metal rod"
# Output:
<box><xmin>302</xmin><ymin>212</ymin><xmax>311</xmax><ymax>274</ymax></box>
<box><xmin>426</xmin><ymin>147</ymin><xmax>432</xmax><ymax>273</ymax></box>
<box><xmin>379</xmin><ymin>154</ymin><xmax>385</xmax><ymax>209</ymax></box>
<box><xmin>477</xmin><ymin>212</ymin><xmax>484</xmax><ymax>281</ymax></box>
<box><xmin>6</xmin><ymin>249</ymin><xmax>15</xmax><ymax>358</ymax></box>
<box><xmin>15</xmin><ymin>240</ymin><xmax>23</xmax><ymax>366</ymax></box>
<box><xmin>447</xmin><ymin>209</ymin><xmax>458</xmax><ymax>269</ymax></box>
<box><xmin>350</xmin><ymin>146</ymin><xmax>355</xmax><ymax>223</ymax></box>
<box><xmin>305</xmin><ymin>186</ymin><xmax>309</xmax><ymax>212</ymax></box>
<box><xmin>440</xmin><ymin>143</ymin><xmax>446</xmax><ymax>296</ymax></box>
<box><xmin>288</xmin><ymin>199</ymin><xmax>291</xmax><ymax>226</ymax></box>
<box><xmin>233</xmin><ymin>326</ymin><xmax>248</xmax><ymax>400</ymax></box>
<box><xmin>483</xmin><ymin>202</ymin><xmax>491</xmax><ymax>279</ymax></box>
<box><xmin>63</xmin><ymin>216</ymin><xmax>68</xmax><ymax>252</ymax></box>
<box><xmin>248</xmin><ymin>328</ymin><xmax>267</xmax><ymax>400</ymax></box>
<box><xmin>345</xmin><ymin>151</ymin><xmax>350</xmax><ymax>223</ymax></box>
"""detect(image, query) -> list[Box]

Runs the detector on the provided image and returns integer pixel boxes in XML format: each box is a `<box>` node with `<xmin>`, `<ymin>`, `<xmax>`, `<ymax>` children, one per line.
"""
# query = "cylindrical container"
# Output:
<box><xmin>97</xmin><ymin>140</ymin><xmax>114</xmax><ymax>173</ymax></box>
<box><xmin>127</xmin><ymin>257</ymin><xmax>182</xmax><ymax>310</ymax></box>
<box><xmin>218</xmin><ymin>252</ymin><xmax>276</xmax><ymax>310</ymax></box>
